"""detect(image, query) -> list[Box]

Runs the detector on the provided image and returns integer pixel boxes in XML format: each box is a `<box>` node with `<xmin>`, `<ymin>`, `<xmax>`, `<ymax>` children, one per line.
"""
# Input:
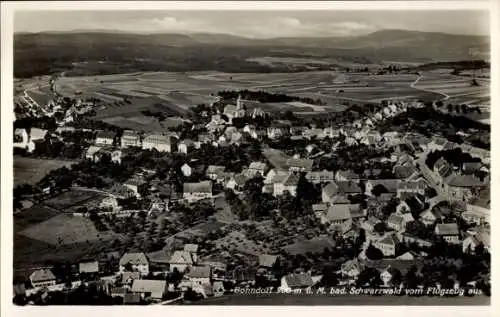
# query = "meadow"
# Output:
<box><xmin>14</xmin><ymin>156</ymin><xmax>77</xmax><ymax>187</ymax></box>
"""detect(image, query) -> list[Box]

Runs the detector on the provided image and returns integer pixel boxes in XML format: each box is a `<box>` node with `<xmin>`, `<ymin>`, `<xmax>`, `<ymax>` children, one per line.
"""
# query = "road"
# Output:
<box><xmin>410</xmin><ymin>75</ymin><xmax>450</xmax><ymax>101</ymax></box>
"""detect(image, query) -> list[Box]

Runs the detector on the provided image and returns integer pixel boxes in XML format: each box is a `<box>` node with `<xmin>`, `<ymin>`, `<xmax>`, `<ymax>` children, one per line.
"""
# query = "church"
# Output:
<box><xmin>223</xmin><ymin>95</ymin><xmax>246</xmax><ymax>123</ymax></box>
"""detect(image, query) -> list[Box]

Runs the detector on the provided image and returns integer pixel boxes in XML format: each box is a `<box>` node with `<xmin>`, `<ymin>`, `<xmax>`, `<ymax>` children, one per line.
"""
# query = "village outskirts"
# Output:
<box><xmin>12</xmin><ymin>83</ymin><xmax>491</xmax><ymax>305</ymax></box>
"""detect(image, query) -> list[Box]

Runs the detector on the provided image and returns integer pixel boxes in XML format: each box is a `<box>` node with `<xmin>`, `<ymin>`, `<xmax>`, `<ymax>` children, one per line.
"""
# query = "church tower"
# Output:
<box><xmin>236</xmin><ymin>94</ymin><xmax>242</xmax><ymax>110</ymax></box>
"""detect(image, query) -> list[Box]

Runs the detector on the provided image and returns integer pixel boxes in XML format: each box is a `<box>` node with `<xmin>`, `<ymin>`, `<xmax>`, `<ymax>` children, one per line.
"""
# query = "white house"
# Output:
<box><xmin>181</xmin><ymin>163</ymin><xmax>192</xmax><ymax>177</ymax></box>
<box><xmin>29</xmin><ymin>269</ymin><xmax>57</xmax><ymax>288</ymax></box>
<box><xmin>183</xmin><ymin>181</ymin><xmax>212</xmax><ymax>203</ymax></box>
<box><xmin>373</xmin><ymin>234</ymin><xmax>400</xmax><ymax>257</ymax></box>
<box><xmin>121</xmin><ymin>130</ymin><xmax>141</xmax><ymax>148</ymax></box>
<box><xmin>142</xmin><ymin>134</ymin><xmax>171</xmax><ymax>152</ymax></box>
<box><xmin>435</xmin><ymin>223</ymin><xmax>460</xmax><ymax>244</ymax></box>
<box><xmin>273</xmin><ymin>173</ymin><xmax>300</xmax><ymax>197</ymax></box>
<box><xmin>185</xmin><ymin>266</ymin><xmax>212</xmax><ymax>286</ymax></box>
<box><xmin>95</xmin><ymin>130</ymin><xmax>115</xmax><ymax>146</ymax></box>
<box><xmin>178</xmin><ymin>139</ymin><xmax>195</xmax><ymax>154</ymax></box>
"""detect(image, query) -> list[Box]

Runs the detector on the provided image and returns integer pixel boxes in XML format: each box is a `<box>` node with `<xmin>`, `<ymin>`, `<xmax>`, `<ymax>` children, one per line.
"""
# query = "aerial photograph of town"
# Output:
<box><xmin>8</xmin><ymin>3</ymin><xmax>491</xmax><ymax>307</ymax></box>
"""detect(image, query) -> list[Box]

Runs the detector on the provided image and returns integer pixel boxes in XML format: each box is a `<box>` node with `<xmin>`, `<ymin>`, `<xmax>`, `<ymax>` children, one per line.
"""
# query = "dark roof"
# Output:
<box><xmin>183</xmin><ymin>181</ymin><xmax>212</xmax><ymax>194</ymax></box>
<box><xmin>96</xmin><ymin>130</ymin><xmax>116</xmax><ymax>139</ymax></box>
<box><xmin>394</xmin><ymin>165</ymin><xmax>418</xmax><ymax>179</ymax></box>
<box><xmin>368</xmin><ymin>179</ymin><xmax>400</xmax><ymax>193</ymax></box>
<box><xmin>322</xmin><ymin>182</ymin><xmax>339</xmax><ymax>198</ymax></box>
<box><xmin>123</xmin><ymin>293</ymin><xmax>141</xmax><ymax>304</ymax></box>
<box><xmin>187</xmin><ymin>266</ymin><xmax>211</xmax><ymax>279</ymax></box>
<box><xmin>337</xmin><ymin>181</ymin><xmax>362</xmax><ymax>194</ymax></box>
<box><xmin>119</xmin><ymin>252</ymin><xmax>149</xmax><ymax>266</ymax></box>
<box><xmin>435</xmin><ymin>223</ymin><xmax>459</xmax><ymax>236</ymax></box>
<box><xmin>286</xmin><ymin>158</ymin><xmax>314</xmax><ymax>171</ymax></box>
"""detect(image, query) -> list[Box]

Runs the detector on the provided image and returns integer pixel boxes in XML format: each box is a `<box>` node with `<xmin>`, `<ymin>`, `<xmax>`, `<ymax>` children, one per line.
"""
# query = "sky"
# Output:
<box><xmin>14</xmin><ymin>10</ymin><xmax>489</xmax><ymax>38</ymax></box>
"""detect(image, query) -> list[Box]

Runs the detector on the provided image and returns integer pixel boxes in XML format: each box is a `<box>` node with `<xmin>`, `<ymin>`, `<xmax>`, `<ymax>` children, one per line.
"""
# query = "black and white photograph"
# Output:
<box><xmin>1</xmin><ymin>0</ymin><xmax>495</xmax><ymax>311</ymax></box>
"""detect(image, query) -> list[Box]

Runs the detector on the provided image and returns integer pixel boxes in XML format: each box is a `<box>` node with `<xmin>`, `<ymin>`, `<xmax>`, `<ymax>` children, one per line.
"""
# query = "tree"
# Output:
<box><xmin>365</xmin><ymin>244</ymin><xmax>384</xmax><ymax>260</ymax></box>
<box><xmin>447</xmin><ymin>104</ymin><xmax>453</xmax><ymax>113</ymax></box>
<box><xmin>371</xmin><ymin>184</ymin><xmax>389</xmax><ymax>197</ymax></box>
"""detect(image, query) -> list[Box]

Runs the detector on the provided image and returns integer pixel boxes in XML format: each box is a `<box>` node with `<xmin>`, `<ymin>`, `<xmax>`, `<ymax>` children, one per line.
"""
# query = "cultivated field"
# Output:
<box><xmin>19</xmin><ymin>213</ymin><xmax>117</xmax><ymax>245</ymax></box>
<box><xmin>282</xmin><ymin>235</ymin><xmax>336</xmax><ymax>255</ymax></box>
<box><xmin>44</xmin><ymin>189</ymin><xmax>106</xmax><ymax>212</ymax></box>
<box><xmin>14</xmin><ymin>156</ymin><xmax>78</xmax><ymax>187</ymax></box>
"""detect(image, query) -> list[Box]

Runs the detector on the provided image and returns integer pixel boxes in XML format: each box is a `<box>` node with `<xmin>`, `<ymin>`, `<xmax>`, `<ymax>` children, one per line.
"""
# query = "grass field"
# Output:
<box><xmin>282</xmin><ymin>235</ymin><xmax>336</xmax><ymax>255</ymax></box>
<box><xmin>19</xmin><ymin>213</ymin><xmax>116</xmax><ymax>245</ymax></box>
<box><xmin>44</xmin><ymin>189</ymin><xmax>105</xmax><ymax>212</ymax></box>
<box><xmin>14</xmin><ymin>156</ymin><xmax>77</xmax><ymax>187</ymax></box>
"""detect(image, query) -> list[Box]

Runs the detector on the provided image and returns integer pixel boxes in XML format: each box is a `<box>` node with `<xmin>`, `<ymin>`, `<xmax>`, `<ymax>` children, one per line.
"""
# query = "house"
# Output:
<box><xmin>462</xmin><ymin>204</ymin><xmax>489</xmax><ymax>226</ymax></box>
<box><xmin>337</xmin><ymin>181</ymin><xmax>362</xmax><ymax>195</ymax></box>
<box><xmin>462</xmin><ymin>235</ymin><xmax>485</xmax><ymax>254</ymax></box>
<box><xmin>95</xmin><ymin>130</ymin><xmax>115</xmax><ymax>146</ymax></box>
<box><xmin>123</xmin><ymin>293</ymin><xmax>142</xmax><ymax>305</ymax></box>
<box><xmin>435</xmin><ymin>223</ymin><xmax>460</xmax><ymax>244</ymax></box>
<box><xmin>373</xmin><ymin>234</ymin><xmax>400</xmax><ymax>257</ymax></box>
<box><xmin>26</xmin><ymin>128</ymin><xmax>49</xmax><ymax>153</ymax></box>
<box><xmin>99</xmin><ymin>196</ymin><xmax>120</xmax><ymax>212</ymax></box>
<box><xmin>362</xmin><ymin>217</ymin><xmax>382</xmax><ymax>232</ymax></box>
<box><xmin>365</xmin><ymin>179</ymin><xmax>400</xmax><ymax>197</ymax></box>
<box><xmin>111</xmin><ymin>149</ymin><xmax>122</xmax><ymax>164</ymax></box>
<box><xmin>29</xmin><ymin>269</ymin><xmax>56</xmax><ymax>288</ymax></box>
<box><xmin>181</xmin><ymin>163</ymin><xmax>192</xmax><ymax>177</ymax></box>
<box><xmin>131</xmin><ymin>280</ymin><xmax>167</xmax><ymax>300</ymax></box>
<box><xmin>184</xmin><ymin>244</ymin><xmax>199</xmax><ymax>259</ymax></box>
<box><xmin>124</xmin><ymin>178</ymin><xmax>148</xmax><ymax>198</ymax></box>
<box><xmin>306</xmin><ymin>170</ymin><xmax>334</xmax><ymax>184</ymax></box>
<box><xmin>79</xmin><ymin>260</ymin><xmax>99</xmax><ymax>274</ymax></box>
<box><xmin>279</xmin><ymin>272</ymin><xmax>314</xmax><ymax>292</ymax></box>
<box><xmin>397</xmin><ymin>180</ymin><xmax>427</xmax><ymax>198</ymax></box>
<box><xmin>142</xmin><ymin>134</ymin><xmax>172</xmax><ymax>152</ymax></box>
<box><xmin>13</xmin><ymin>128</ymin><xmax>29</xmax><ymax>148</ymax></box>
<box><xmin>85</xmin><ymin>145</ymin><xmax>103</xmax><ymax>162</ymax></box>
<box><xmin>387</xmin><ymin>213</ymin><xmax>407</xmax><ymax>232</ymax></box>
<box><xmin>206</xmin><ymin>165</ymin><xmax>226</xmax><ymax>180</ymax></box>
<box><xmin>463</xmin><ymin>228</ymin><xmax>490</xmax><ymax>253</ymax></box>
<box><xmin>225</xmin><ymin>173</ymin><xmax>248</xmax><ymax>193</ymax></box>
<box><xmin>186</xmin><ymin>266</ymin><xmax>212</xmax><ymax>285</ymax></box>
<box><xmin>419</xmin><ymin>208</ymin><xmax>444</xmax><ymax>226</ymax></box>
<box><xmin>267</xmin><ymin>126</ymin><xmax>286</xmax><ymax>139</ymax></box>
<box><xmin>402</xmin><ymin>234</ymin><xmax>433</xmax><ymax>248</ymax></box>
<box><xmin>178</xmin><ymin>139</ymin><xmax>195</xmax><ymax>154</ymax></box>
<box><xmin>121</xmin><ymin>130</ymin><xmax>140</xmax><ymax>148</ymax></box>
<box><xmin>183</xmin><ymin>181</ymin><xmax>212</xmax><ymax>203</ymax></box>
<box><xmin>427</xmin><ymin>137</ymin><xmax>448</xmax><ymax>151</ymax></box>
<box><xmin>322</xmin><ymin>182</ymin><xmax>339</xmax><ymax>203</ymax></box>
<box><xmin>223</xmin><ymin>95</ymin><xmax>246</xmax><ymax>122</ymax></box>
<box><xmin>319</xmin><ymin>204</ymin><xmax>361</xmax><ymax>233</ymax></box>
<box><xmin>286</xmin><ymin>158</ymin><xmax>314</xmax><ymax>172</ymax></box>
<box><xmin>444</xmin><ymin>174</ymin><xmax>487</xmax><ymax>202</ymax></box>
<box><xmin>335</xmin><ymin>170</ymin><xmax>361</xmax><ymax>182</ymax></box>
<box><xmin>393</xmin><ymin>165</ymin><xmax>419</xmax><ymax>180</ymax></box>
<box><xmin>259</xmin><ymin>254</ymin><xmax>279</xmax><ymax>269</ymax></box>
<box><xmin>119</xmin><ymin>252</ymin><xmax>149</xmax><ymax>276</ymax></box>
<box><xmin>273</xmin><ymin>172</ymin><xmax>300</xmax><ymax>197</ymax></box>
<box><xmin>246</xmin><ymin>162</ymin><xmax>267</xmax><ymax>177</ymax></box>
<box><xmin>340</xmin><ymin>259</ymin><xmax>364</xmax><ymax>281</ymax></box>
<box><xmin>169</xmin><ymin>250</ymin><xmax>196</xmax><ymax>272</ymax></box>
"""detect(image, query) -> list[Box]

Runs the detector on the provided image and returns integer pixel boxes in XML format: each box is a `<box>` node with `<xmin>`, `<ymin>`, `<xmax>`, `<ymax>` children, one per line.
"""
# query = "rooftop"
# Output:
<box><xmin>183</xmin><ymin>181</ymin><xmax>212</xmax><ymax>194</ymax></box>
<box><xmin>435</xmin><ymin>223</ymin><xmax>459</xmax><ymax>236</ymax></box>
<box><xmin>186</xmin><ymin>266</ymin><xmax>211</xmax><ymax>279</ymax></box>
<box><xmin>283</xmin><ymin>272</ymin><xmax>314</xmax><ymax>288</ymax></box>
<box><xmin>119</xmin><ymin>252</ymin><xmax>149</xmax><ymax>266</ymax></box>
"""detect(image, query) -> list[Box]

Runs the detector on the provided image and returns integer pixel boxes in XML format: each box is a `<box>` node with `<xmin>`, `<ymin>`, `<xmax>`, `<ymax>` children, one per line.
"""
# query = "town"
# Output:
<box><xmin>12</xmin><ymin>77</ymin><xmax>490</xmax><ymax>305</ymax></box>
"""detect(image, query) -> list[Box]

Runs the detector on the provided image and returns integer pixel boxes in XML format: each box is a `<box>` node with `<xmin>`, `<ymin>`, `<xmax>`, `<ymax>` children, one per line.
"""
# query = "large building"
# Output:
<box><xmin>121</xmin><ymin>130</ymin><xmax>141</xmax><ymax>148</ymax></box>
<box><xmin>142</xmin><ymin>134</ymin><xmax>172</xmax><ymax>153</ymax></box>
<box><xmin>183</xmin><ymin>181</ymin><xmax>213</xmax><ymax>203</ymax></box>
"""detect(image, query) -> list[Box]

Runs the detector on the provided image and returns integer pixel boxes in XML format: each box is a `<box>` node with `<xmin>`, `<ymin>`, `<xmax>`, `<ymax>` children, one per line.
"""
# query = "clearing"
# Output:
<box><xmin>14</xmin><ymin>156</ymin><xmax>77</xmax><ymax>187</ymax></box>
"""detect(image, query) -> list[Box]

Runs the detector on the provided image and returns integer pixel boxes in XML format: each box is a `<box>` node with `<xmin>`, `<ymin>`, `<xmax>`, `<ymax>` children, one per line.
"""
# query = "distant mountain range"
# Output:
<box><xmin>14</xmin><ymin>29</ymin><xmax>489</xmax><ymax>77</ymax></box>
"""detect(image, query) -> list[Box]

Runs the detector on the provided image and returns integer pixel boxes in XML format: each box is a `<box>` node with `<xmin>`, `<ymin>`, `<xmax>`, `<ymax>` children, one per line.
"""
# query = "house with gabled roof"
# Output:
<box><xmin>337</xmin><ymin>181</ymin><xmax>362</xmax><ymax>195</ymax></box>
<box><xmin>279</xmin><ymin>272</ymin><xmax>314</xmax><ymax>292</ymax></box>
<box><xmin>435</xmin><ymin>223</ymin><xmax>460</xmax><ymax>244</ymax></box>
<box><xmin>444</xmin><ymin>174</ymin><xmax>487</xmax><ymax>202</ymax></box>
<box><xmin>273</xmin><ymin>172</ymin><xmax>300</xmax><ymax>197</ymax></box>
<box><xmin>131</xmin><ymin>279</ymin><xmax>167</xmax><ymax>300</ymax></box>
<box><xmin>29</xmin><ymin>269</ymin><xmax>56</xmax><ymax>288</ymax></box>
<box><xmin>186</xmin><ymin>266</ymin><xmax>212</xmax><ymax>286</ymax></box>
<box><xmin>225</xmin><ymin>173</ymin><xmax>248</xmax><ymax>193</ymax></box>
<box><xmin>335</xmin><ymin>170</ymin><xmax>361</xmax><ymax>182</ymax></box>
<box><xmin>322</xmin><ymin>182</ymin><xmax>339</xmax><ymax>204</ymax></box>
<box><xmin>119</xmin><ymin>252</ymin><xmax>149</xmax><ymax>276</ymax></box>
<box><xmin>373</xmin><ymin>234</ymin><xmax>400</xmax><ymax>257</ymax></box>
<box><xmin>397</xmin><ymin>180</ymin><xmax>427</xmax><ymax>198</ymax></box>
<box><xmin>169</xmin><ymin>250</ymin><xmax>196</xmax><ymax>273</ymax></box>
<box><xmin>306</xmin><ymin>170</ymin><xmax>334</xmax><ymax>184</ymax></box>
<box><xmin>419</xmin><ymin>208</ymin><xmax>445</xmax><ymax>226</ymax></box>
<box><xmin>286</xmin><ymin>158</ymin><xmax>314</xmax><ymax>172</ymax></box>
<box><xmin>246</xmin><ymin>161</ymin><xmax>267</xmax><ymax>177</ymax></box>
<box><xmin>387</xmin><ymin>213</ymin><xmax>408</xmax><ymax>232</ymax></box>
<box><xmin>259</xmin><ymin>254</ymin><xmax>279</xmax><ymax>269</ymax></box>
<box><xmin>183</xmin><ymin>181</ymin><xmax>212</xmax><ymax>203</ymax></box>
<box><xmin>95</xmin><ymin>130</ymin><xmax>115</xmax><ymax>146</ymax></box>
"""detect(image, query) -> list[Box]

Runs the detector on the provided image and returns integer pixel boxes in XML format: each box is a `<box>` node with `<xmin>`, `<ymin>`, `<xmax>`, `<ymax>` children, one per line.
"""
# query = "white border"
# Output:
<box><xmin>1</xmin><ymin>1</ymin><xmax>497</xmax><ymax>317</ymax></box>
